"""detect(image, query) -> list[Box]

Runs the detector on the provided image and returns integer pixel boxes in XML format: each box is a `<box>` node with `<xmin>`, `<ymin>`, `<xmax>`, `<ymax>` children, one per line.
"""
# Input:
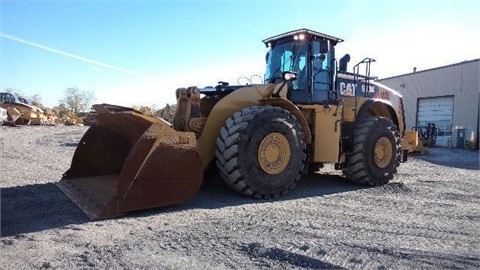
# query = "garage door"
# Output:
<box><xmin>417</xmin><ymin>96</ymin><xmax>454</xmax><ymax>147</ymax></box>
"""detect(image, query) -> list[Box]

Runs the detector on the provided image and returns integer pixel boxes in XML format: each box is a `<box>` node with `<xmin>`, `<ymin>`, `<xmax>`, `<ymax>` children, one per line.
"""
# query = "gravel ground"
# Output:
<box><xmin>1</xmin><ymin>125</ymin><xmax>479</xmax><ymax>269</ymax></box>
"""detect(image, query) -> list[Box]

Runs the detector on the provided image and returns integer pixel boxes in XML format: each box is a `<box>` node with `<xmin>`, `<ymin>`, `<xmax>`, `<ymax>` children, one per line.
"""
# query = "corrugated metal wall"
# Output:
<box><xmin>379</xmin><ymin>59</ymin><xmax>480</xmax><ymax>148</ymax></box>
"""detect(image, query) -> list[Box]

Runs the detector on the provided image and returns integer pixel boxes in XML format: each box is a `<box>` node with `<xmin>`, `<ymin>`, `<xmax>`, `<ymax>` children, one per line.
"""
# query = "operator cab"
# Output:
<box><xmin>263</xmin><ymin>29</ymin><xmax>343</xmax><ymax>104</ymax></box>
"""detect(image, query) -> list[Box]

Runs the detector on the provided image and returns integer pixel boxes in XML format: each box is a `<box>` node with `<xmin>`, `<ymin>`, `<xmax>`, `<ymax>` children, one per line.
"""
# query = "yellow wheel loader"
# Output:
<box><xmin>58</xmin><ymin>29</ymin><xmax>408</xmax><ymax>220</ymax></box>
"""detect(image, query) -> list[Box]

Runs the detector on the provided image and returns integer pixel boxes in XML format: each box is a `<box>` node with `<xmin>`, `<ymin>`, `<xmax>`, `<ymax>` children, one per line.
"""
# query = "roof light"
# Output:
<box><xmin>293</xmin><ymin>33</ymin><xmax>306</xmax><ymax>41</ymax></box>
<box><xmin>262</xmin><ymin>29</ymin><xmax>344</xmax><ymax>45</ymax></box>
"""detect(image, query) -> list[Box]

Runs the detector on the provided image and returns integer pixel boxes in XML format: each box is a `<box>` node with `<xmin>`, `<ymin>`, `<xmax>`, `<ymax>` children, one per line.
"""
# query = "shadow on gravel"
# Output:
<box><xmin>1</xmin><ymin>173</ymin><xmax>363</xmax><ymax>236</ymax></box>
<box><xmin>128</xmin><ymin>173</ymin><xmax>366</xmax><ymax>219</ymax></box>
<box><xmin>1</xmin><ymin>183</ymin><xmax>89</xmax><ymax>237</ymax></box>
<box><xmin>414</xmin><ymin>148</ymin><xmax>479</xmax><ymax>170</ymax></box>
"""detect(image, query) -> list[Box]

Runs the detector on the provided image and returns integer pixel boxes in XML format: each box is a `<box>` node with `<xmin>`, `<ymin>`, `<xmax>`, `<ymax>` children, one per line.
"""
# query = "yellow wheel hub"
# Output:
<box><xmin>374</xmin><ymin>136</ymin><xmax>393</xmax><ymax>168</ymax></box>
<box><xmin>258</xmin><ymin>133</ymin><xmax>291</xmax><ymax>174</ymax></box>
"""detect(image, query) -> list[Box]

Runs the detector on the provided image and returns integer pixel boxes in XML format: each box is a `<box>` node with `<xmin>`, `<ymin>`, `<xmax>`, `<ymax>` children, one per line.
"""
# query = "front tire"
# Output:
<box><xmin>343</xmin><ymin>117</ymin><xmax>401</xmax><ymax>185</ymax></box>
<box><xmin>215</xmin><ymin>106</ymin><xmax>306</xmax><ymax>198</ymax></box>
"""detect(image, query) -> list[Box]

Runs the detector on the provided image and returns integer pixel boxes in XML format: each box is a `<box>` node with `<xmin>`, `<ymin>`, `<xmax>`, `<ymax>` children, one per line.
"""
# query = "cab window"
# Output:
<box><xmin>311</xmin><ymin>40</ymin><xmax>334</xmax><ymax>103</ymax></box>
<box><xmin>0</xmin><ymin>93</ymin><xmax>15</xmax><ymax>103</ymax></box>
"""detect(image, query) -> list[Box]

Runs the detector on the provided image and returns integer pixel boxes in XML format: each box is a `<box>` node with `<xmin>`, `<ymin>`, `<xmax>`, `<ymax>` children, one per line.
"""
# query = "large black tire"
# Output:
<box><xmin>343</xmin><ymin>117</ymin><xmax>401</xmax><ymax>185</ymax></box>
<box><xmin>215</xmin><ymin>106</ymin><xmax>307</xmax><ymax>198</ymax></box>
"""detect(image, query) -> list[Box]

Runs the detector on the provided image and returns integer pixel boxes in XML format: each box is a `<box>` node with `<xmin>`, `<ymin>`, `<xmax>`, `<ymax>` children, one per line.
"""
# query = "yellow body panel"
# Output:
<box><xmin>342</xmin><ymin>98</ymin><xmax>357</xmax><ymax>122</ymax></box>
<box><xmin>300</xmin><ymin>104</ymin><xmax>342</xmax><ymax>163</ymax></box>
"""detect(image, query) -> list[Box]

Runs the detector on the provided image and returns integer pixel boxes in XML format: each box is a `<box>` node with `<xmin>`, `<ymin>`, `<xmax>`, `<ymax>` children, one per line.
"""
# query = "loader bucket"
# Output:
<box><xmin>57</xmin><ymin>104</ymin><xmax>204</xmax><ymax>220</ymax></box>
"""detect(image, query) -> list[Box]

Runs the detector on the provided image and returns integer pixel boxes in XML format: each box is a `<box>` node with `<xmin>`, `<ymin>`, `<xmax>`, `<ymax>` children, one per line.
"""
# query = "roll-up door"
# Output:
<box><xmin>417</xmin><ymin>96</ymin><xmax>454</xmax><ymax>147</ymax></box>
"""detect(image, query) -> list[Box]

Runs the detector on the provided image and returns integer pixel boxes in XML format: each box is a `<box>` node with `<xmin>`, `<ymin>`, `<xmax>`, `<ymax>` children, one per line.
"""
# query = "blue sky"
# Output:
<box><xmin>1</xmin><ymin>0</ymin><xmax>479</xmax><ymax>108</ymax></box>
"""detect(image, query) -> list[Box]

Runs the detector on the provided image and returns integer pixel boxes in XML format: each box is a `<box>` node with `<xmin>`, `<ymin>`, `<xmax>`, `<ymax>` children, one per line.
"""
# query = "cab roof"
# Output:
<box><xmin>262</xmin><ymin>28</ymin><xmax>344</xmax><ymax>46</ymax></box>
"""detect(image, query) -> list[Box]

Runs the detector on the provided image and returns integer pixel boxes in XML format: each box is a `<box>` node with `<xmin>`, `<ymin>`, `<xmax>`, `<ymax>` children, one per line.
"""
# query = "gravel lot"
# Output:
<box><xmin>1</xmin><ymin>125</ymin><xmax>479</xmax><ymax>269</ymax></box>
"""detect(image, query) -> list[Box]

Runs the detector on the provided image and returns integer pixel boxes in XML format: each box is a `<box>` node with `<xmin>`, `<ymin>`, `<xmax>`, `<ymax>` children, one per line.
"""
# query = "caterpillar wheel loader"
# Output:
<box><xmin>58</xmin><ymin>29</ymin><xmax>407</xmax><ymax>220</ymax></box>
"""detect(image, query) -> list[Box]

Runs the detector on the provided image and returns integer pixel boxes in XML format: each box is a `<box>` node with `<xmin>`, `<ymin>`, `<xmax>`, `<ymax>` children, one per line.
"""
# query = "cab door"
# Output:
<box><xmin>288</xmin><ymin>45</ymin><xmax>309</xmax><ymax>103</ymax></box>
<box><xmin>311</xmin><ymin>40</ymin><xmax>333</xmax><ymax>104</ymax></box>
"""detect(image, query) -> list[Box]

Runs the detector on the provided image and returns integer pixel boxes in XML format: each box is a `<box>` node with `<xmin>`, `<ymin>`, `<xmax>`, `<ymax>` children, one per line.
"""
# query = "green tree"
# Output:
<box><xmin>59</xmin><ymin>87</ymin><xmax>95</xmax><ymax>115</ymax></box>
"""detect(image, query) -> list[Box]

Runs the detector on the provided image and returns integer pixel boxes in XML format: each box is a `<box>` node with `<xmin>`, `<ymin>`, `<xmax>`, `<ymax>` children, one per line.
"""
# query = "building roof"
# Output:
<box><xmin>379</xmin><ymin>58</ymin><xmax>480</xmax><ymax>81</ymax></box>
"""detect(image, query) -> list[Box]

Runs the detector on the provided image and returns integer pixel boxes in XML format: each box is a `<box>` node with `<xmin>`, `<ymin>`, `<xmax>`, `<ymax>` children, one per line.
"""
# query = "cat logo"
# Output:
<box><xmin>339</xmin><ymin>82</ymin><xmax>356</xmax><ymax>96</ymax></box>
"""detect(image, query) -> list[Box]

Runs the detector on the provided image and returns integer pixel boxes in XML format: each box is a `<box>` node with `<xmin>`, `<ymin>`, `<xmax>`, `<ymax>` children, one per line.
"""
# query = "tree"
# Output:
<box><xmin>52</xmin><ymin>103</ymin><xmax>69</xmax><ymax>118</ymax></box>
<box><xmin>4</xmin><ymin>88</ymin><xmax>22</xmax><ymax>96</ymax></box>
<box><xmin>31</xmin><ymin>94</ymin><xmax>44</xmax><ymax>108</ymax></box>
<box><xmin>156</xmin><ymin>103</ymin><xmax>177</xmax><ymax>123</ymax></box>
<box><xmin>132</xmin><ymin>104</ymin><xmax>158</xmax><ymax>117</ymax></box>
<box><xmin>59</xmin><ymin>87</ymin><xmax>95</xmax><ymax>115</ymax></box>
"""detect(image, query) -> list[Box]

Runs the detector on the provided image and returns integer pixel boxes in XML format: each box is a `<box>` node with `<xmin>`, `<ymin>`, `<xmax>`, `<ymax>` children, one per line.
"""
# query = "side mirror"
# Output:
<box><xmin>282</xmin><ymin>71</ymin><xmax>298</xmax><ymax>81</ymax></box>
<box><xmin>270</xmin><ymin>71</ymin><xmax>298</xmax><ymax>97</ymax></box>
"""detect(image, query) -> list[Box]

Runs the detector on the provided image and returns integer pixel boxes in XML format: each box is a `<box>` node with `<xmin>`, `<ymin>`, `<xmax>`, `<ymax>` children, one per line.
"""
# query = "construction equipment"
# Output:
<box><xmin>17</xmin><ymin>96</ymin><xmax>46</xmax><ymax>125</ymax></box>
<box><xmin>59</xmin><ymin>29</ymin><xmax>408</xmax><ymax>220</ymax></box>
<box><xmin>0</xmin><ymin>91</ymin><xmax>45</xmax><ymax>125</ymax></box>
<box><xmin>0</xmin><ymin>107</ymin><xmax>7</xmax><ymax>125</ymax></box>
<box><xmin>401</xmin><ymin>130</ymin><xmax>427</xmax><ymax>155</ymax></box>
<box><xmin>415</xmin><ymin>123</ymin><xmax>437</xmax><ymax>147</ymax></box>
<box><xmin>401</xmin><ymin>123</ymin><xmax>438</xmax><ymax>155</ymax></box>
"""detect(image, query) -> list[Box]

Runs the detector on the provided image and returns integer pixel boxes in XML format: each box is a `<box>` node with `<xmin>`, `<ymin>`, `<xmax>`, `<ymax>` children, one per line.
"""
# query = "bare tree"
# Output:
<box><xmin>59</xmin><ymin>87</ymin><xmax>95</xmax><ymax>115</ymax></box>
<box><xmin>132</xmin><ymin>104</ymin><xmax>158</xmax><ymax>117</ymax></box>
<box><xmin>30</xmin><ymin>94</ymin><xmax>44</xmax><ymax>108</ymax></box>
<box><xmin>52</xmin><ymin>103</ymin><xmax>69</xmax><ymax>118</ymax></box>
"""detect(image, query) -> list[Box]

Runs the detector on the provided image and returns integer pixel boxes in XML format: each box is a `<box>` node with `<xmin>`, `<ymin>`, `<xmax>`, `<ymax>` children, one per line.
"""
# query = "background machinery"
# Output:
<box><xmin>0</xmin><ymin>90</ymin><xmax>45</xmax><ymax>125</ymax></box>
<box><xmin>58</xmin><ymin>29</ymin><xmax>407</xmax><ymax>219</ymax></box>
<box><xmin>415</xmin><ymin>123</ymin><xmax>437</xmax><ymax>147</ymax></box>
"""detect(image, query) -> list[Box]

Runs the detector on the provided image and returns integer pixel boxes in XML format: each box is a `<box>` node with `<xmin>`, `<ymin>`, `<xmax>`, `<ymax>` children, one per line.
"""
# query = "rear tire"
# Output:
<box><xmin>343</xmin><ymin>117</ymin><xmax>401</xmax><ymax>185</ymax></box>
<box><xmin>215</xmin><ymin>106</ymin><xmax>306</xmax><ymax>198</ymax></box>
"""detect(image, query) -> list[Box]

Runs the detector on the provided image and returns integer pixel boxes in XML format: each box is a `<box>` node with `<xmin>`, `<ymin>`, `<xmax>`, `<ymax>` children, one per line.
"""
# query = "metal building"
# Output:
<box><xmin>379</xmin><ymin>59</ymin><xmax>479</xmax><ymax>148</ymax></box>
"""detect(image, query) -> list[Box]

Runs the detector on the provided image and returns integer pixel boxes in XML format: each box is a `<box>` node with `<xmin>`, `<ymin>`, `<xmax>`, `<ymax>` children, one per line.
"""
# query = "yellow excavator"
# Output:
<box><xmin>58</xmin><ymin>29</ymin><xmax>410</xmax><ymax>220</ymax></box>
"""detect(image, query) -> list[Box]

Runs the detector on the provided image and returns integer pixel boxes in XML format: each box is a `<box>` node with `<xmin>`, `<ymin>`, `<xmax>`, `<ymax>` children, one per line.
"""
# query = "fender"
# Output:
<box><xmin>196</xmin><ymin>84</ymin><xmax>275</xmax><ymax>167</ymax></box>
<box><xmin>356</xmin><ymin>98</ymin><xmax>402</xmax><ymax>133</ymax></box>
<box><xmin>196</xmin><ymin>83</ymin><xmax>313</xmax><ymax>167</ymax></box>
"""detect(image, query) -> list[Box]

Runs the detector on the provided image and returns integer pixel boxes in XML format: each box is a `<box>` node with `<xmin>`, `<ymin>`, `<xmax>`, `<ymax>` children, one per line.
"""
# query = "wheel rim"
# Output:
<box><xmin>258</xmin><ymin>133</ymin><xmax>291</xmax><ymax>174</ymax></box>
<box><xmin>374</xmin><ymin>136</ymin><xmax>393</xmax><ymax>168</ymax></box>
